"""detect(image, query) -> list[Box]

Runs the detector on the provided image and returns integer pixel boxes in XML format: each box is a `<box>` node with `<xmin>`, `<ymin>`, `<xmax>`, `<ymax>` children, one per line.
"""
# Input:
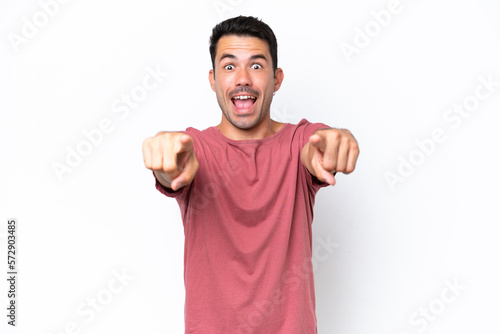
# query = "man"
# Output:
<box><xmin>143</xmin><ymin>16</ymin><xmax>359</xmax><ymax>334</ymax></box>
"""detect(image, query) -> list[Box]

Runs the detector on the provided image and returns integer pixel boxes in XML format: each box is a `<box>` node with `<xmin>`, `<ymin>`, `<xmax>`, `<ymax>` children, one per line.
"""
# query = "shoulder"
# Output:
<box><xmin>286</xmin><ymin>119</ymin><xmax>332</xmax><ymax>145</ymax></box>
<box><xmin>181</xmin><ymin>125</ymin><xmax>227</xmax><ymax>156</ymax></box>
<box><xmin>180</xmin><ymin>125</ymin><xmax>218</xmax><ymax>143</ymax></box>
<box><xmin>295</xmin><ymin>118</ymin><xmax>330</xmax><ymax>130</ymax></box>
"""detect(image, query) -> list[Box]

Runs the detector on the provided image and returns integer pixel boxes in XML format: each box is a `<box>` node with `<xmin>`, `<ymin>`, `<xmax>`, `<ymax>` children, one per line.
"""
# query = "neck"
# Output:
<box><xmin>216</xmin><ymin>116</ymin><xmax>284</xmax><ymax>140</ymax></box>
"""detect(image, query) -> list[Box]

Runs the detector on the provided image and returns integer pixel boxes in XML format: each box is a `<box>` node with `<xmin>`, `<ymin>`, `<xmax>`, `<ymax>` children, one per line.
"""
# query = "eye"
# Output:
<box><xmin>225</xmin><ymin>64</ymin><xmax>234</xmax><ymax>70</ymax></box>
<box><xmin>252</xmin><ymin>64</ymin><xmax>262</xmax><ymax>70</ymax></box>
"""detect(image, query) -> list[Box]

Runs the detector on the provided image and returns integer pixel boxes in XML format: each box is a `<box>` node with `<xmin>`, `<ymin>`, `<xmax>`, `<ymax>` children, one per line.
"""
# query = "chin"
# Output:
<box><xmin>228</xmin><ymin>113</ymin><xmax>262</xmax><ymax>130</ymax></box>
<box><xmin>231</xmin><ymin>118</ymin><xmax>259</xmax><ymax>130</ymax></box>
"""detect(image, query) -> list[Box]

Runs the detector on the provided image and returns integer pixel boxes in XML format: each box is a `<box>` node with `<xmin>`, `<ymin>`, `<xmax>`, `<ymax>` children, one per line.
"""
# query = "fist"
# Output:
<box><xmin>142</xmin><ymin>132</ymin><xmax>199</xmax><ymax>191</ymax></box>
<box><xmin>303</xmin><ymin>128</ymin><xmax>359</xmax><ymax>186</ymax></box>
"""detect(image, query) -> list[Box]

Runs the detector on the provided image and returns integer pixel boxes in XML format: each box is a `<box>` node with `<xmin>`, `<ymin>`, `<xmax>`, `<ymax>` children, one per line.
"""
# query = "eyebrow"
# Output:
<box><xmin>219</xmin><ymin>53</ymin><xmax>268</xmax><ymax>63</ymax></box>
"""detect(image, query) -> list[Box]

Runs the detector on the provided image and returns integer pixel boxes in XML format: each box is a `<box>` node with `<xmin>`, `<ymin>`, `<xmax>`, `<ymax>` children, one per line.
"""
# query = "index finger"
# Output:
<box><xmin>176</xmin><ymin>134</ymin><xmax>193</xmax><ymax>153</ymax></box>
<box><xmin>309</xmin><ymin>133</ymin><xmax>327</xmax><ymax>152</ymax></box>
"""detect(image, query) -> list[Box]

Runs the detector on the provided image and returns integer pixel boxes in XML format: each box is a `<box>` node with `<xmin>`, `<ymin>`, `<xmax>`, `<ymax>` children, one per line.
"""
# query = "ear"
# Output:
<box><xmin>209</xmin><ymin>69</ymin><xmax>216</xmax><ymax>92</ymax></box>
<box><xmin>273</xmin><ymin>68</ymin><xmax>284</xmax><ymax>93</ymax></box>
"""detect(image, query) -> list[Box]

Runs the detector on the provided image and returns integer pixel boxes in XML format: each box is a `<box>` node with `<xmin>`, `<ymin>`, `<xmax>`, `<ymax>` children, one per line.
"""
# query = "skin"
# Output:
<box><xmin>143</xmin><ymin>34</ymin><xmax>359</xmax><ymax>190</ymax></box>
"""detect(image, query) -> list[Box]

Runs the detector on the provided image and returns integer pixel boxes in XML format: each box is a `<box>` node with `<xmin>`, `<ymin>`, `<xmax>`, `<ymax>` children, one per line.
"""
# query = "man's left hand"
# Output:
<box><xmin>301</xmin><ymin>128</ymin><xmax>360</xmax><ymax>186</ymax></box>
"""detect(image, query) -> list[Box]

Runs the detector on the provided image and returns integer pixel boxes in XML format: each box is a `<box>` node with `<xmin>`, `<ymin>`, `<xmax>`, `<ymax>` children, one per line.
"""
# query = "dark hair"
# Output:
<box><xmin>209</xmin><ymin>16</ymin><xmax>278</xmax><ymax>73</ymax></box>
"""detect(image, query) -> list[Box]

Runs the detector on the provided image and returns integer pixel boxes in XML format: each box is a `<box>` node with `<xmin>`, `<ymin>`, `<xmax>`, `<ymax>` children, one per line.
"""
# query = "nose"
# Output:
<box><xmin>235</xmin><ymin>67</ymin><xmax>252</xmax><ymax>86</ymax></box>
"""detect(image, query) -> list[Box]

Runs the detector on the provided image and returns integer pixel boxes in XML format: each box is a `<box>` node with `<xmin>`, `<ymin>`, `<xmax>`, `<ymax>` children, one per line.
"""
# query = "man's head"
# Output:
<box><xmin>209</xmin><ymin>16</ymin><xmax>284</xmax><ymax>134</ymax></box>
<box><xmin>210</xmin><ymin>16</ymin><xmax>278</xmax><ymax>74</ymax></box>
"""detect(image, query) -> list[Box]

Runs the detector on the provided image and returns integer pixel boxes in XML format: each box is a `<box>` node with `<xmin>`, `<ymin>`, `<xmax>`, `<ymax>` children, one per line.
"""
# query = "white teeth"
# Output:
<box><xmin>233</xmin><ymin>95</ymin><xmax>256</xmax><ymax>100</ymax></box>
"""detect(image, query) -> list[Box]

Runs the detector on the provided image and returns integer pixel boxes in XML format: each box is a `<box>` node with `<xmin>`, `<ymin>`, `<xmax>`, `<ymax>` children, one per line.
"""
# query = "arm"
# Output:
<box><xmin>142</xmin><ymin>132</ymin><xmax>199</xmax><ymax>191</ymax></box>
<box><xmin>300</xmin><ymin>128</ymin><xmax>359</xmax><ymax>186</ymax></box>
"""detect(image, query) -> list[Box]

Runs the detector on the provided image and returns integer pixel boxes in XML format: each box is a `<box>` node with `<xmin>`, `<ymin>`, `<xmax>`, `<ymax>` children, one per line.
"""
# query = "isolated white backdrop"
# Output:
<box><xmin>1</xmin><ymin>0</ymin><xmax>499</xmax><ymax>333</ymax></box>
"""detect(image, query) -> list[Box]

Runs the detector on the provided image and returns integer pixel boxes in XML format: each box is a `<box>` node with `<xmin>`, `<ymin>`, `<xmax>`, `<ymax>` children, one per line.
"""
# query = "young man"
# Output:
<box><xmin>143</xmin><ymin>16</ymin><xmax>359</xmax><ymax>334</ymax></box>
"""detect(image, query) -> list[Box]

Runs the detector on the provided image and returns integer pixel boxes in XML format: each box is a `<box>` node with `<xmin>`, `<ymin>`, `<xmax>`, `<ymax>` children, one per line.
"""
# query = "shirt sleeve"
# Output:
<box><xmin>154</xmin><ymin>171</ymin><xmax>191</xmax><ymax>198</ymax></box>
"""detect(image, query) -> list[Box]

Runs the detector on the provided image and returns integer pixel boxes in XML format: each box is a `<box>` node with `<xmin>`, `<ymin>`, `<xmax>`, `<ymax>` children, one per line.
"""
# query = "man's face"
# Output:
<box><xmin>209</xmin><ymin>35</ymin><xmax>283</xmax><ymax>130</ymax></box>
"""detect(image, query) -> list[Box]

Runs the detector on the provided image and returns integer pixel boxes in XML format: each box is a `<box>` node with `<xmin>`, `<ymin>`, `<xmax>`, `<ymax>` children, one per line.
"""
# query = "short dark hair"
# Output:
<box><xmin>209</xmin><ymin>16</ymin><xmax>278</xmax><ymax>73</ymax></box>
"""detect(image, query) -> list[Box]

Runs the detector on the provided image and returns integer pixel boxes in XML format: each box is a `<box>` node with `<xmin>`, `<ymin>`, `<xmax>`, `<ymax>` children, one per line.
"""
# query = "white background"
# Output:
<box><xmin>1</xmin><ymin>0</ymin><xmax>499</xmax><ymax>333</ymax></box>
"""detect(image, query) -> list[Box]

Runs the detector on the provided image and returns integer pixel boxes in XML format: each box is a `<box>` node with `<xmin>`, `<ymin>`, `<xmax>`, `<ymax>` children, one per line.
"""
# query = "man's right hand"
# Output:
<box><xmin>142</xmin><ymin>132</ymin><xmax>199</xmax><ymax>191</ymax></box>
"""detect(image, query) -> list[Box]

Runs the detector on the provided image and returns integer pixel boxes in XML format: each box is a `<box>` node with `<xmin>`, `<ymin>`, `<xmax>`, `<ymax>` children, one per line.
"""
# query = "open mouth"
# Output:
<box><xmin>231</xmin><ymin>95</ymin><xmax>257</xmax><ymax>113</ymax></box>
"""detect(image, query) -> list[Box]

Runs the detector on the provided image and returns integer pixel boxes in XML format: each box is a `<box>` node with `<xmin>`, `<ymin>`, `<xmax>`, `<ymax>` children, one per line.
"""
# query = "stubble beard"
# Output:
<box><xmin>217</xmin><ymin>93</ymin><xmax>273</xmax><ymax>131</ymax></box>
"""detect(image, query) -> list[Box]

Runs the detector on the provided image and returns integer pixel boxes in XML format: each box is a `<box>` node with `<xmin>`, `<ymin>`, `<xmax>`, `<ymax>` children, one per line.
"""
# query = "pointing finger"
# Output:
<box><xmin>170</xmin><ymin>152</ymin><xmax>199</xmax><ymax>191</ymax></box>
<box><xmin>321</xmin><ymin>133</ymin><xmax>340</xmax><ymax>172</ymax></box>
<box><xmin>309</xmin><ymin>133</ymin><xmax>326</xmax><ymax>152</ymax></box>
<box><xmin>311</xmin><ymin>150</ymin><xmax>336</xmax><ymax>186</ymax></box>
<box><xmin>177</xmin><ymin>134</ymin><xmax>193</xmax><ymax>154</ymax></box>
